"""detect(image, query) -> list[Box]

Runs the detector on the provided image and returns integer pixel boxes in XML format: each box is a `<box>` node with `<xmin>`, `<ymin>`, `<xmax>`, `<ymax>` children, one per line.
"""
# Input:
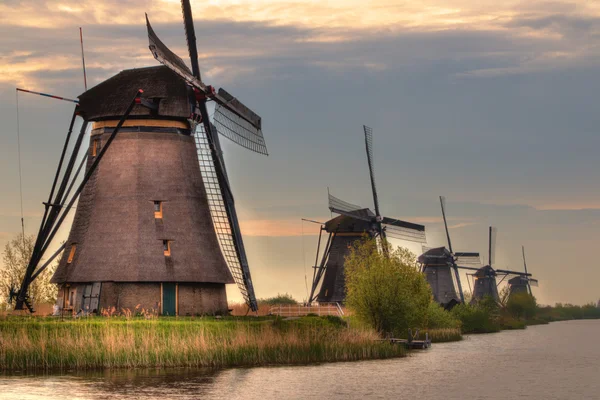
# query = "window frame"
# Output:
<box><xmin>163</xmin><ymin>240</ymin><xmax>171</xmax><ymax>257</ymax></box>
<box><xmin>67</xmin><ymin>244</ymin><xmax>77</xmax><ymax>264</ymax></box>
<box><xmin>154</xmin><ymin>201</ymin><xmax>163</xmax><ymax>219</ymax></box>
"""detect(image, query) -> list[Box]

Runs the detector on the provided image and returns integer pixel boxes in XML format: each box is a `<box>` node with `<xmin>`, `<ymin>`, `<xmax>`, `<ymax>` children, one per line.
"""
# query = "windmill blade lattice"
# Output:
<box><xmin>381</xmin><ymin>217</ymin><xmax>426</xmax><ymax>243</ymax></box>
<box><xmin>195</xmin><ymin>124</ymin><xmax>257</xmax><ymax>310</ymax></box>
<box><xmin>328</xmin><ymin>193</ymin><xmax>370</xmax><ymax>220</ymax></box>
<box><xmin>455</xmin><ymin>252</ymin><xmax>482</xmax><ymax>266</ymax></box>
<box><xmin>528</xmin><ymin>278</ymin><xmax>539</xmax><ymax>287</ymax></box>
<box><xmin>214</xmin><ymin>103</ymin><xmax>268</xmax><ymax>155</ymax></box>
<box><xmin>146</xmin><ymin>14</ymin><xmax>197</xmax><ymax>84</ymax></box>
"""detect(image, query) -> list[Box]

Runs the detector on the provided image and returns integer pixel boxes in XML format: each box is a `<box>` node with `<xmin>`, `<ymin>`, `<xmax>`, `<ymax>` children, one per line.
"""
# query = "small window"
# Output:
<box><xmin>163</xmin><ymin>240</ymin><xmax>171</xmax><ymax>256</ymax></box>
<box><xmin>67</xmin><ymin>244</ymin><xmax>77</xmax><ymax>263</ymax></box>
<box><xmin>154</xmin><ymin>201</ymin><xmax>163</xmax><ymax>219</ymax></box>
<box><xmin>91</xmin><ymin>138</ymin><xmax>101</xmax><ymax>157</ymax></box>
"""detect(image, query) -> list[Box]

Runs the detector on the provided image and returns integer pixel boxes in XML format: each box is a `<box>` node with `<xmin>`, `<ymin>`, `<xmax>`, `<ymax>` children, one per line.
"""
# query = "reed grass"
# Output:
<box><xmin>425</xmin><ymin>328</ymin><xmax>463</xmax><ymax>343</ymax></box>
<box><xmin>0</xmin><ymin>316</ymin><xmax>406</xmax><ymax>371</ymax></box>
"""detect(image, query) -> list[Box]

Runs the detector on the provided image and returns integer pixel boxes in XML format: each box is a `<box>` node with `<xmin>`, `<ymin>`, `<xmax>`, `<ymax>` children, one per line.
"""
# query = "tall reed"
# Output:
<box><xmin>0</xmin><ymin>316</ymin><xmax>405</xmax><ymax>371</ymax></box>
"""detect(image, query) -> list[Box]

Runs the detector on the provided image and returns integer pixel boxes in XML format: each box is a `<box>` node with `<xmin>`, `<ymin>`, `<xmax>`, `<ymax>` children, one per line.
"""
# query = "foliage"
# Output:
<box><xmin>506</xmin><ymin>292</ymin><xmax>537</xmax><ymax>320</ymax></box>
<box><xmin>425</xmin><ymin>302</ymin><xmax>461</xmax><ymax>329</ymax></box>
<box><xmin>258</xmin><ymin>293</ymin><xmax>298</xmax><ymax>305</ymax></box>
<box><xmin>0</xmin><ymin>316</ymin><xmax>406</xmax><ymax>371</ymax></box>
<box><xmin>344</xmin><ymin>238</ymin><xmax>432</xmax><ymax>336</ymax></box>
<box><xmin>536</xmin><ymin>302</ymin><xmax>600</xmax><ymax>322</ymax></box>
<box><xmin>0</xmin><ymin>233</ymin><xmax>57</xmax><ymax>310</ymax></box>
<box><xmin>451</xmin><ymin>299</ymin><xmax>501</xmax><ymax>333</ymax></box>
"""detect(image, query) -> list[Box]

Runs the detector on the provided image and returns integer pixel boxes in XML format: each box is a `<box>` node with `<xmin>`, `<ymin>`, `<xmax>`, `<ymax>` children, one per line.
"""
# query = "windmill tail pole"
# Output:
<box><xmin>80</xmin><ymin>27</ymin><xmax>88</xmax><ymax>91</ymax></box>
<box><xmin>14</xmin><ymin>89</ymin><xmax>143</xmax><ymax>312</ymax></box>
<box><xmin>16</xmin><ymin>88</ymin><xmax>79</xmax><ymax>104</ymax></box>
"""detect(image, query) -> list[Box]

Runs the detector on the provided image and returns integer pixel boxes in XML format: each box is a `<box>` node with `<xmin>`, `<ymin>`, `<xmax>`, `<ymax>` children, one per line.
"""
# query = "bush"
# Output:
<box><xmin>506</xmin><ymin>292</ymin><xmax>537</xmax><ymax>320</ymax></box>
<box><xmin>451</xmin><ymin>301</ymin><xmax>501</xmax><ymax>333</ymax></box>
<box><xmin>344</xmin><ymin>238</ymin><xmax>432</xmax><ymax>336</ymax></box>
<box><xmin>259</xmin><ymin>293</ymin><xmax>298</xmax><ymax>305</ymax></box>
<box><xmin>425</xmin><ymin>302</ymin><xmax>461</xmax><ymax>329</ymax></box>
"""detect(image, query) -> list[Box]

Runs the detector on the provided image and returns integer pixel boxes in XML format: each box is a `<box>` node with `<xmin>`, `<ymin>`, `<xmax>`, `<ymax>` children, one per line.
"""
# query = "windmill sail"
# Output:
<box><xmin>328</xmin><ymin>193</ymin><xmax>370</xmax><ymax>220</ymax></box>
<box><xmin>488</xmin><ymin>226</ymin><xmax>497</xmax><ymax>266</ymax></box>
<box><xmin>146</xmin><ymin>15</ymin><xmax>262</xmax><ymax>131</ymax></box>
<box><xmin>381</xmin><ymin>217</ymin><xmax>426</xmax><ymax>243</ymax></box>
<box><xmin>455</xmin><ymin>252</ymin><xmax>482</xmax><ymax>266</ymax></box>
<box><xmin>328</xmin><ymin>193</ymin><xmax>426</xmax><ymax>243</ymax></box>
<box><xmin>195</xmin><ymin>123</ymin><xmax>258</xmax><ymax>311</ymax></box>
<box><xmin>146</xmin><ymin>14</ymin><xmax>196</xmax><ymax>83</ymax></box>
<box><xmin>363</xmin><ymin>125</ymin><xmax>380</xmax><ymax>217</ymax></box>
<box><xmin>214</xmin><ymin>89</ymin><xmax>267</xmax><ymax>155</ymax></box>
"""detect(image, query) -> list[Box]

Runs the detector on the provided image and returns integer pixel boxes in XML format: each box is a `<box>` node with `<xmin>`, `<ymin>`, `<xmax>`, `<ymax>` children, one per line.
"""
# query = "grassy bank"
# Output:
<box><xmin>0</xmin><ymin>316</ymin><xmax>406</xmax><ymax>371</ymax></box>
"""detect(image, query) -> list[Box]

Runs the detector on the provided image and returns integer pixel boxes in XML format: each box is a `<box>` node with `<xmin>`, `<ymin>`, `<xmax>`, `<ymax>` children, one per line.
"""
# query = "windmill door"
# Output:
<box><xmin>162</xmin><ymin>283</ymin><xmax>177</xmax><ymax>316</ymax></box>
<box><xmin>81</xmin><ymin>283</ymin><xmax>102</xmax><ymax>313</ymax></box>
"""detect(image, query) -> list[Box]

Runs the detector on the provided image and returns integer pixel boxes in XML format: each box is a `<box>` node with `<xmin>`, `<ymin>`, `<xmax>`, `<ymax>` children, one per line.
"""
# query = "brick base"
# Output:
<box><xmin>56</xmin><ymin>282</ymin><xmax>229</xmax><ymax>316</ymax></box>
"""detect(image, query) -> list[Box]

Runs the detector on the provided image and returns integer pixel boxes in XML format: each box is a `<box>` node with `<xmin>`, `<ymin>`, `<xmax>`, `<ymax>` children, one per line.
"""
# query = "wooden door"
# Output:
<box><xmin>162</xmin><ymin>283</ymin><xmax>177</xmax><ymax>316</ymax></box>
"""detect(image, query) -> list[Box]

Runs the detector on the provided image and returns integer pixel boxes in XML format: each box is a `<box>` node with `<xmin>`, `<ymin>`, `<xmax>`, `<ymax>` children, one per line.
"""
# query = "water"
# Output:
<box><xmin>1</xmin><ymin>320</ymin><xmax>599</xmax><ymax>399</ymax></box>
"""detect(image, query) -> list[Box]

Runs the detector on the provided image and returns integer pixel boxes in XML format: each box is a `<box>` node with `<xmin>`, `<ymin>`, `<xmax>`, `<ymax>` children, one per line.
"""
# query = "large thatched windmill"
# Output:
<box><xmin>418</xmin><ymin>196</ymin><xmax>480</xmax><ymax>308</ymax></box>
<box><xmin>308</xmin><ymin>126</ymin><xmax>426</xmax><ymax>304</ymax></box>
<box><xmin>11</xmin><ymin>1</ymin><xmax>267</xmax><ymax>315</ymax></box>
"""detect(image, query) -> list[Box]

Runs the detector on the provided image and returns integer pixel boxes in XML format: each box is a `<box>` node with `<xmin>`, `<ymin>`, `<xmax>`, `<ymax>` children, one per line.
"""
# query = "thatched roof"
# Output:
<box><xmin>317</xmin><ymin>236</ymin><xmax>357</xmax><ymax>303</ymax></box>
<box><xmin>474</xmin><ymin>265</ymin><xmax>496</xmax><ymax>278</ymax></box>
<box><xmin>77</xmin><ymin>66</ymin><xmax>191</xmax><ymax>121</ymax></box>
<box><xmin>418</xmin><ymin>246</ymin><xmax>452</xmax><ymax>265</ymax></box>
<box><xmin>52</xmin><ymin>127</ymin><xmax>233</xmax><ymax>285</ymax></box>
<box><xmin>324</xmin><ymin>212</ymin><xmax>375</xmax><ymax>234</ymax></box>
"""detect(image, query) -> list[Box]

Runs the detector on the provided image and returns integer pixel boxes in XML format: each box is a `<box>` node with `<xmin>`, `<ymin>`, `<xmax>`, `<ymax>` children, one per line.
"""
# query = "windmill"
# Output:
<box><xmin>11</xmin><ymin>0</ymin><xmax>267</xmax><ymax>314</ymax></box>
<box><xmin>469</xmin><ymin>228</ymin><xmax>538</xmax><ymax>303</ymax></box>
<box><xmin>418</xmin><ymin>196</ymin><xmax>480</xmax><ymax>308</ymax></box>
<box><xmin>508</xmin><ymin>246</ymin><xmax>539</xmax><ymax>296</ymax></box>
<box><xmin>307</xmin><ymin>125</ymin><xmax>426</xmax><ymax>304</ymax></box>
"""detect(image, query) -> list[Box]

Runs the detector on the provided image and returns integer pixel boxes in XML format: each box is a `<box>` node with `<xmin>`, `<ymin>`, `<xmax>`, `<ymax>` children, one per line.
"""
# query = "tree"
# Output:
<box><xmin>506</xmin><ymin>292</ymin><xmax>537</xmax><ymax>320</ymax></box>
<box><xmin>344</xmin><ymin>237</ymin><xmax>432</xmax><ymax>336</ymax></box>
<box><xmin>0</xmin><ymin>233</ymin><xmax>57</xmax><ymax>310</ymax></box>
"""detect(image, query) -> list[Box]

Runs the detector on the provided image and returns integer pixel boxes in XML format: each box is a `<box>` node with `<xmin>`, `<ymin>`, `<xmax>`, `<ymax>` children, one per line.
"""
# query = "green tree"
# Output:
<box><xmin>0</xmin><ymin>233</ymin><xmax>57</xmax><ymax>310</ymax></box>
<box><xmin>506</xmin><ymin>292</ymin><xmax>537</xmax><ymax>320</ymax></box>
<box><xmin>344</xmin><ymin>238</ymin><xmax>432</xmax><ymax>336</ymax></box>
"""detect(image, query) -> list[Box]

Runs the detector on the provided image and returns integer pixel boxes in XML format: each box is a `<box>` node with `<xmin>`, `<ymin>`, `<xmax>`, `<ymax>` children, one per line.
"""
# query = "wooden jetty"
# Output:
<box><xmin>376</xmin><ymin>329</ymin><xmax>432</xmax><ymax>350</ymax></box>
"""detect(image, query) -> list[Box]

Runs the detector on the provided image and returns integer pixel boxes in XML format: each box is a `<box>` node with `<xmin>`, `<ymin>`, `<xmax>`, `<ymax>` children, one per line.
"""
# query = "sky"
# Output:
<box><xmin>1</xmin><ymin>0</ymin><xmax>600</xmax><ymax>306</ymax></box>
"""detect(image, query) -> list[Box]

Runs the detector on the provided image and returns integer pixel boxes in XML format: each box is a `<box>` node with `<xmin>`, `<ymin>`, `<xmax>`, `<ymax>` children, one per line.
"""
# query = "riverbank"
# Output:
<box><xmin>0</xmin><ymin>316</ymin><xmax>408</xmax><ymax>371</ymax></box>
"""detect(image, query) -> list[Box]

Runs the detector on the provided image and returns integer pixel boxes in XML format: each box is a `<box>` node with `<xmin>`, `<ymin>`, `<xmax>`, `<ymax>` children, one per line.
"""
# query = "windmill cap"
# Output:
<box><xmin>77</xmin><ymin>66</ymin><xmax>190</xmax><ymax>121</ymax></box>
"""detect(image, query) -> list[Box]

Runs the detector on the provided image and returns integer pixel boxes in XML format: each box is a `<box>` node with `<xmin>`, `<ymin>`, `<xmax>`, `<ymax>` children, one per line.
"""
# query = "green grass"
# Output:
<box><xmin>0</xmin><ymin>316</ymin><xmax>406</xmax><ymax>371</ymax></box>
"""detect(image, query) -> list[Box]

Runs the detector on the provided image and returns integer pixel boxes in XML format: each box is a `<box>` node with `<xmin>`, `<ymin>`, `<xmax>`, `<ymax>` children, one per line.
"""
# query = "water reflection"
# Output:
<box><xmin>2</xmin><ymin>320</ymin><xmax>599</xmax><ymax>399</ymax></box>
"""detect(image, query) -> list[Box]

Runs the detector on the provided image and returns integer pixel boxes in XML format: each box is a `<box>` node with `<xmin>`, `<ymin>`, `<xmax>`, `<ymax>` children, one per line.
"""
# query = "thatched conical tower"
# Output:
<box><xmin>51</xmin><ymin>66</ymin><xmax>233</xmax><ymax>316</ymax></box>
<box><xmin>471</xmin><ymin>265</ymin><xmax>499</xmax><ymax>303</ymax></box>
<box><xmin>316</xmin><ymin>211</ymin><xmax>375</xmax><ymax>303</ymax></box>
<box><xmin>418</xmin><ymin>247</ymin><xmax>461</xmax><ymax>307</ymax></box>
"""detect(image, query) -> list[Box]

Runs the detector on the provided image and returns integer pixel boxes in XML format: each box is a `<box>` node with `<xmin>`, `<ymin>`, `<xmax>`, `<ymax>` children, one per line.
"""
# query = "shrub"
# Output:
<box><xmin>506</xmin><ymin>292</ymin><xmax>537</xmax><ymax>320</ymax></box>
<box><xmin>426</xmin><ymin>302</ymin><xmax>461</xmax><ymax>329</ymax></box>
<box><xmin>451</xmin><ymin>301</ymin><xmax>501</xmax><ymax>333</ymax></box>
<box><xmin>344</xmin><ymin>238</ymin><xmax>432</xmax><ymax>336</ymax></box>
<box><xmin>259</xmin><ymin>293</ymin><xmax>298</xmax><ymax>305</ymax></box>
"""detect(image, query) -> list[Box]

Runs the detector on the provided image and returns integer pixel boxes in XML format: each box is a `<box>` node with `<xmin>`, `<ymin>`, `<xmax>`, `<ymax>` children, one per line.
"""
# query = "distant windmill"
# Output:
<box><xmin>469</xmin><ymin>228</ymin><xmax>538</xmax><ymax>303</ymax></box>
<box><xmin>307</xmin><ymin>125</ymin><xmax>426</xmax><ymax>304</ymax></box>
<box><xmin>508</xmin><ymin>246</ymin><xmax>539</xmax><ymax>296</ymax></box>
<box><xmin>418</xmin><ymin>196</ymin><xmax>480</xmax><ymax>308</ymax></box>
